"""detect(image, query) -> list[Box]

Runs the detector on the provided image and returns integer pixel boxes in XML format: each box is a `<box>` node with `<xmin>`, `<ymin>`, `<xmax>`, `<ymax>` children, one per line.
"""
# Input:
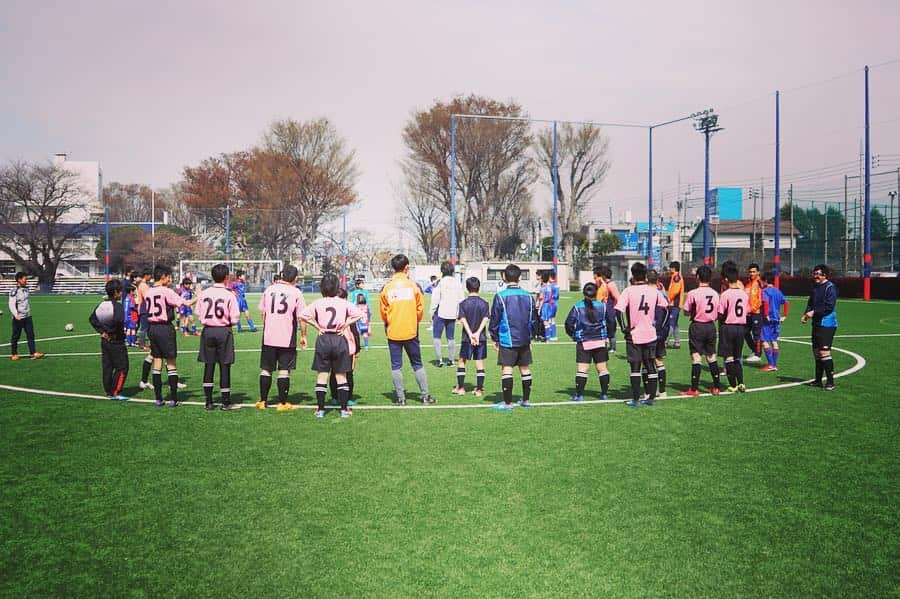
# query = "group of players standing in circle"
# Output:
<box><xmin>84</xmin><ymin>251</ymin><xmax>840</xmax><ymax>412</ymax></box>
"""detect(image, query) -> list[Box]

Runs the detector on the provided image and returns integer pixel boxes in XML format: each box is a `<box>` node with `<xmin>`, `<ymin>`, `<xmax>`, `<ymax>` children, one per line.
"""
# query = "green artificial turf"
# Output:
<box><xmin>0</xmin><ymin>294</ymin><xmax>898</xmax><ymax>597</ymax></box>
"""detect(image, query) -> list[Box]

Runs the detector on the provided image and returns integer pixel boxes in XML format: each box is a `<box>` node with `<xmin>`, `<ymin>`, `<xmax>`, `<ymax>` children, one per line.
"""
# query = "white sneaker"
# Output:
<box><xmin>745</xmin><ymin>354</ymin><xmax>762</xmax><ymax>363</ymax></box>
<box><xmin>177</xmin><ymin>382</ymin><xmax>188</xmax><ymax>389</ymax></box>
<box><xmin>139</xmin><ymin>381</ymin><xmax>153</xmax><ymax>390</ymax></box>
<box><xmin>657</xmin><ymin>391</ymin><xmax>667</xmax><ymax>399</ymax></box>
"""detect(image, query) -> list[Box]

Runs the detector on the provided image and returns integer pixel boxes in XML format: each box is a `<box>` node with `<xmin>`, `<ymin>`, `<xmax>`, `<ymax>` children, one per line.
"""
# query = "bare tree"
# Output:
<box><xmin>535</xmin><ymin>123</ymin><xmax>611</xmax><ymax>266</ymax></box>
<box><xmin>401</xmin><ymin>95</ymin><xmax>536</xmax><ymax>261</ymax></box>
<box><xmin>400</xmin><ymin>175</ymin><xmax>447</xmax><ymax>262</ymax></box>
<box><xmin>0</xmin><ymin>161</ymin><xmax>93</xmax><ymax>290</ymax></box>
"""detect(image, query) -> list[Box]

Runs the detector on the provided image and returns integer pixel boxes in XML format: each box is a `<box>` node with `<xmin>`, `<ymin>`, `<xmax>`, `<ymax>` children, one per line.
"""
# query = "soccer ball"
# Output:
<box><xmin>64</xmin><ymin>323</ymin><xmax>74</xmax><ymax>332</ymax></box>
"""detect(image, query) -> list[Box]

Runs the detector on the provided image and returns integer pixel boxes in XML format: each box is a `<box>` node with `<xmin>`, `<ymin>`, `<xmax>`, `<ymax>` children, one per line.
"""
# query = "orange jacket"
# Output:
<box><xmin>380</xmin><ymin>273</ymin><xmax>424</xmax><ymax>341</ymax></box>
<box><xmin>667</xmin><ymin>273</ymin><xmax>685</xmax><ymax>308</ymax></box>
<box><xmin>745</xmin><ymin>277</ymin><xmax>763</xmax><ymax>314</ymax></box>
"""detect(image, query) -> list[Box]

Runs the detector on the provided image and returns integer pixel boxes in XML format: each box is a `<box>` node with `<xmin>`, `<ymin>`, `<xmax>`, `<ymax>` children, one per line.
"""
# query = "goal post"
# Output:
<box><xmin>179</xmin><ymin>259</ymin><xmax>283</xmax><ymax>292</ymax></box>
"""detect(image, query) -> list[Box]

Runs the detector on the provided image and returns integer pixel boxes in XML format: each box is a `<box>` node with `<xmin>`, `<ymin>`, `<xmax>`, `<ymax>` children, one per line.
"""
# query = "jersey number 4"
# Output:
<box><xmin>638</xmin><ymin>296</ymin><xmax>651</xmax><ymax>315</ymax></box>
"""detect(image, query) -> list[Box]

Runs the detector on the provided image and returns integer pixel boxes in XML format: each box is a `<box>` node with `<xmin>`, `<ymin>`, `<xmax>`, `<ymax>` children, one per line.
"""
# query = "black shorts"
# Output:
<box><xmin>148</xmin><ymin>322</ymin><xmax>177</xmax><ymax>359</ymax></box>
<box><xmin>626</xmin><ymin>341</ymin><xmax>656</xmax><ymax>364</ymax></box>
<box><xmin>576</xmin><ymin>342</ymin><xmax>609</xmax><ymax>364</ymax></box>
<box><xmin>311</xmin><ymin>333</ymin><xmax>352</xmax><ymax>373</ymax></box>
<box><xmin>198</xmin><ymin>326</ymin><xmax>235</xmax><ymax>365</ymax></box>
<box><xmin>718</xmin><ymin>323</ymin><xmax>746</xmax><ymax>358</ymax></box>
<box><xmin>688</xmin><ymin>321</ymin><xmax>717</xmax><ymax>356</ymax></box>
<box><xmin>812</xmin><ymin>325</ymin><xmax>836</xmax><ymax>351</ymax></box>
<box><xmin>459</xmin><ymin>339</ymin><xmax>488</xmax><ymax>361</ymax></box>
<box><xmin>497</xmin><ymin>344</ymin><xmax>532</xmax><ymax>367</ymax></box>
<box><xmin>260</xmin><ymin>344</ymin><xmax>297</xmax><ymax>372</ymax></box>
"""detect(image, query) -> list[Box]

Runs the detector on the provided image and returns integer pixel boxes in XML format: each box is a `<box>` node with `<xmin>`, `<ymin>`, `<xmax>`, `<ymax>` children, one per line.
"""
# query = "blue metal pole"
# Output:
<box><xmin>552</xmin><ymin>121</ymin><xmax>560</xmax><ymax>273</ymax></box>
<box><xmin>774</xmin><ymin>90</ymin><xmax>781</xmax><ymax>287</ymax></box>
<box><xmin>703</xmin><ymin>130</ymin><xmax>711</xmax><ymax>265</ymax></box>
<box><xmin>104</xmin><ymin>205</ymin><xmax>110</xmax><ymax>281</ymax></box>
<box><xmin>225</xmin><ymin>205</ymin><xmax>231</xmax><ymax>263</ymax></box>
<box><xmin>648</xmin><ymin>126</ymin><xmax>653</xmax><ymax>266</ymax></box>
<box><xmin>449</xmin><ymin>115</ymin><xmax>457</xmax><ymax>264</ymax></box>
<box><xmin>864</xmin><ymin>65</ymin><xmax>872</xmax><ymax>299</ymax></box>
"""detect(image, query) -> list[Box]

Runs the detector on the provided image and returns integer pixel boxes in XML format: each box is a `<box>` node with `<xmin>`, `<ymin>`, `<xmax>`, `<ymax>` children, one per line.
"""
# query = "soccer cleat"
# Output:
<box><xmin>824</xmin><ymin>382</ymin><xmax>835</xmax><ymax>391</ymax></box>
<box><xmin>139</xmin><ymin>381</ymin><xmax>153</xmax><ymax>390</ymax></box>
<box><xmin>492</xmin><ymin>401</ymin><xmax>514</xmax><ymax>411</ymax></box>
<box><xmin>221</xmin><ymin>402</ymin><xmax>238</xmax><ymax>411</ymax></box>
<box><xmin>805</xmin><ymin>381</ymin><xmax>823</xmax><ymax>388</ymax></box>
<box><xmin>314</xmin><ymin>409</ymin><xmax>326</xmax><ymax>418</ymax></box>
<box><xmin>745</xmin><ymin>354</ymin><xmax>761</xmax><ymax>363</ymax></box>
<box><xmin>166</xmin><ymin>400</ymin><xmax>178</xmax><ymax>408</ymax></box>
<box><xmin>570</xmin><ymin>395</ymin><xmax>584</xmax><ymax>402</ymax></box>
<box><xmin>255</xmin><ymin>400</ymin><xmax>268</xmax><ymax>410</ymax></box>
<box><xmin>656</xmin><ymin>391</ymin><xmax>667</xmax><ymax>399</ymax></box>
<box><xmin>110</xmin><ymin>395</ymin><xmax>129</xmax><ymax>401</ymax></box>
<box><xmin>348</xmin><ymin>400</ymin><xmax>356</xmax><ymax>407</ymax></box>
<box><xmin>640</xmin><ymin>398</ymin><xmax>655</xmax><ymax>406</ymax></box>
<box><xmin>276</xmin><ymin>402</ymin><xmax>297</xmax><ymax>412</ymax></box>
<box><xmin>154</xmin><ymin>399</ymin><xmax>164</xmax><ymax>407</ymax></box>
<box><xmin>422</xmin><ymin>394</ymin><xmax>436</xmax><ymax>404</ymax></box>
<box><xmin>625</xmin><ymin>400</ymin><xmax>640</xmax><ymax>408</ymax></box>
<box><xmin>473</xmin><ymin>388</ymin><xmax>484</xmax><ymax>397</ymax></box>
<box><xmin>760</xmin><ymin>365</ymin><xmax>778</xmax><ymax>372</ymax></box>
<box><xmin>397</xmin><ymin>399</ymin><xmax>406</xmax><ymax>406</ymax></box>
<box><xmin>673</xmin><ymin>342</ymin><xmax>681</xmax><ymax>350</ymax></box>
<box><xmin>451</xmin><ymin>386</ymin><xmax>466</xmax><ymax>396</ymax></box>
<box><xmin>684</xmin><ymin>389</ymin><xmax>700</xmax><ymax>397</ymax></box>
<box><xmin>340</xmin><ymin>409</ymin><xmax>352</xmax><ymax>418</ymax></box>
<box><xmin>600</xmin><ymin>394</ymin><xmax>609</xmax><ymax>401</ymax></box>
<box><xmin>518</xmin><ymin>399</ymin><xmax>531</xmax><ymax>408</ymax></box>
<box><xmin>726</xmin><ymin>386</ymin><xmax>738</xmax><ymax>393</ymax></box>
<box><xmin>737</xmin><ymin>384</ymin><xmax>746</xmax><ymax>393</ymax></box>
<box><xmin>30</xmin><ymin>352</ymin><xmax>45</xmax><ymax>360</ymax></box>
<box><xmin>177</xmin><ymin>382</ymin><xmax>187</xmax><ymax>389</ymax></box>
<box><xmin>10</xmin><ymin>354</ymin><xmax>19</xmax><ymax>361</ymax></box>
<box><xmin>710</xmin><ymin>387</ymin><xmax>721</xmax><ymax>396</ymax></box>
<box><xmin>249</xmin><ymin>327</ymin><xmax>257</xmax><ymax>333</ymax></box>
<box><xmin>205</xmin><ymin>401</ymin><xmax>215</xmax><ymax>411</ymax></box>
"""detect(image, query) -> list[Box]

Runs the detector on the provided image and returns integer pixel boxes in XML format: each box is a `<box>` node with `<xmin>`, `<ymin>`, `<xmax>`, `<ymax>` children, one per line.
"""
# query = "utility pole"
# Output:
<box><xmin>890</xmin><ymin>190</ymin><xmax>896</xmax><ymax>272</ymax></box>
<box><xmin>789</xmin><ymin>184</ymin><xmax>794</xmax><ymax>275</ymax></box>
<box><xmin>824</xmin><ymin>205</ymin><xmax>828</xmax><ymax>265</ymax></box>
<box><xmin>843</xmin><ymin>175</ymin><xmax>849</xmax><ymax>275</ymax></box>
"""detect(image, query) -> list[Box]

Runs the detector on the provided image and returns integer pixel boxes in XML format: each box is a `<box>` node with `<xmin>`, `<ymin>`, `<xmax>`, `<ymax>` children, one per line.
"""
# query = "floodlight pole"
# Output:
<box><xmin>552</xmin><ymin>121</ymin><xmax>560</xmax><ymax>272</ymax></box>
<box><xmin>225</xmin><ymin>205</ymin><xmax>231</xmax><ymax>264</ymax></box>
<box><xmin>693</xmin><ymin>110</ymin><xmax>722</xmax><ymax>265</ymax></box>
<box><xmin>341</xmin><ymin>210</ymin><xmax>348</xmax><ymax>290</ymax></box>
<box><xmin>774</xmin><ymin>91</ymin><xmax>781</xmax><ymax>287</ymax></box>
<box><xmin>104</xmin><ymin>205</ymin><xmax>110</xmax><ymax>282</ymax></box>
<box><xmin>449</xmin><ymin>114</ymin><xmax>457</xmax><ymax>265</ymax></box>
<box><xmin>863</xmin><ymin>65</ymin><xmax>872</xmax><ymax>300</ymax></box>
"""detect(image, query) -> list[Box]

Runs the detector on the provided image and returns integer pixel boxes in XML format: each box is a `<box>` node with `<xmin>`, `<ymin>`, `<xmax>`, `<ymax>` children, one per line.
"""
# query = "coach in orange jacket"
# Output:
<box><xmin>666</xmin><ymin>261</ymin><xmax>685</xmax><ymax>349</ymax></box>
<box><xmin>744</xmin><ymin>262</ymin><xmax>764</xmax><ymax>362</ymax></box>
<box><xmin>380</xmin><ymin>254</ymin><xmax>433</xmax><ymax>405</ymax></box>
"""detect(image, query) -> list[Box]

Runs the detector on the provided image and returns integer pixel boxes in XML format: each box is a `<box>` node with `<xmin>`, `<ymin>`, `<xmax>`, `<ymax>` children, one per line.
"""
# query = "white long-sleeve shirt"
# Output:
<box><xmin>429</xmin><ymin>275</ymin><xmax>465</xmax><ymax>320</ymax></box>
<box><xmin>8</xmin><ymin>286</ymin><xmax>30</xmax><ymax>319</ymax></box>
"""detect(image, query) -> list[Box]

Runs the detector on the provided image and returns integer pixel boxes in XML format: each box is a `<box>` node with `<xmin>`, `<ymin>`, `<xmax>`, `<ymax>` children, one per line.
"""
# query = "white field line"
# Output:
<box><xmin>0</xmin><ymin>338</ymin><xmax>866</xmax><ymax>410</ymax></box>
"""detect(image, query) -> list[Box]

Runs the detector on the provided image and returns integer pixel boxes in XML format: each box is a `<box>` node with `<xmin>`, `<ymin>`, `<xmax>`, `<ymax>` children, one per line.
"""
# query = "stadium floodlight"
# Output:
<box><xmin>694</xmin><ymin>109</ymin><xmax>723</xmax><ymax>265</ymax></box>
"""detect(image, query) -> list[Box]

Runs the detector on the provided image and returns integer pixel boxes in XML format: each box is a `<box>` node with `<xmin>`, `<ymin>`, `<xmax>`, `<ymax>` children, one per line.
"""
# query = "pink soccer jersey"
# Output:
<box><xmin>299</xmin><ymin>297</ymin><xmax>363</xmax><ymax>333</ymax></box>
<box><xmin>144</xmin><ymin>285</ymin><xmax>185</xmax><ymax>323</ymax></box>
<box><xmin>615</xmin><ymin>284</ymin><xmax>667</xmax><ymax>345</ymax></box>
<box><xmin>684</xmin><ymin>286</ymin><xmax>720</xmax><ymax>323</ymax></box>
<box><xmin>719</xmin><ymin>287</ymin><xmax>750</xmax><ymax>325</ymax></box>
<box><xmin>197</xmin><ymin>284</ymin><xmax>239</xmax><ymax>327</ymax></box>
<box><xmin>259</xmin><ymin>283</ymin><xmax>307</xmax><ymax>348</ymax></box>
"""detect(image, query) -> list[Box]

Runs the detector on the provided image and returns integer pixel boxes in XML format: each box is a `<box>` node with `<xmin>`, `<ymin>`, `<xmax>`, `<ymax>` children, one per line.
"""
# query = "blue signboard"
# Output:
<box><xmin>710</xmin><ymin>187</ymin><xmax>742</xmax><ymax>220</ymax></box>
<box><xmin>617</xmin><ymin>232</ymin><xmax>639</xmax><ymax>252</ymax></box>
<box><xmin>635</xmin><ymin>222</ymin><xmax>676</xmax><ymax>234</ymax></box>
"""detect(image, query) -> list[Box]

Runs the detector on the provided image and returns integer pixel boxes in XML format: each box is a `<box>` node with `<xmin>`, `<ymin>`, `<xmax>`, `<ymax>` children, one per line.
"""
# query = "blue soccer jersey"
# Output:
<box><xmin>762</xmin><ymin>286</ymin><xmax>788</xmax><ymax>323</ymax></box>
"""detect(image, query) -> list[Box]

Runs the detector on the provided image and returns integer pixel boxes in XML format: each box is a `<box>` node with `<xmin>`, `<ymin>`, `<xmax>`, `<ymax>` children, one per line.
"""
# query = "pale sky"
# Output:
<box><xmin>3</xmin><ymin>0</ymin><xmax>899</xmax><ymax>245</ymax></box>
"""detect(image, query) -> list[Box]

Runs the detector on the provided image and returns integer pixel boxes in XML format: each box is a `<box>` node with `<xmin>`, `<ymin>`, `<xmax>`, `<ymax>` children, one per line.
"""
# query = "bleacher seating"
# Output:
<box><xmin>0</xmin><ymin>277</ymin><xmax>107</xmax><ymax>295</ymax></box>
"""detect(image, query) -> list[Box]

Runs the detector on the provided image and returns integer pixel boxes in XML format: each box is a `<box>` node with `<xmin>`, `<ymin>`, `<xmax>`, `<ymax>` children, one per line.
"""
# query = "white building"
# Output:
<box><xmin>52</xmin><ymin>153</ymin><xmax>103</xmax><ymax>223</ymax></box>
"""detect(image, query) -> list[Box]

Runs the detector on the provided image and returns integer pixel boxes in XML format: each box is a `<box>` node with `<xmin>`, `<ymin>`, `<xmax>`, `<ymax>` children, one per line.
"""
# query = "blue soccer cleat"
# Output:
<box><xmin>492</xmin><ymin>402</ymin><xmax>514</xmax><ymax>411</ymax></box>
<box><xmin>626</xmin><ymin>400</ymin><xmax>641</xmax><ymax>408</ymax></box>
<box><xmin>517</xmin><ymin>400</ymin><xmax>532</xmax><ymax>408</ymax></box>
<box><xmin>640</xmin><ymin>398</ymin><xmax>655</xmax><ymax>406</ymax></box>
<box><xmin>570</xmin><ymin>395</ymin><xmax>584</xmax><ymax>402</ymax></box>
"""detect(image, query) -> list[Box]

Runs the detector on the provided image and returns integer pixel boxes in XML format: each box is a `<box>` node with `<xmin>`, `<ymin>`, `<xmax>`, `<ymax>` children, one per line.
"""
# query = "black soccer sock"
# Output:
<box><xmin>642</xmin><ymin>369</ymin><xmax>649</xmax><ymax>394</ymax></box>
<box><xmin>709</xmin><ymin>360</ymin><xmax>721</xmax><ymax>388</ymax></box>
<box><xmin>521</xmin><ymin>373</ymin><xmax>532</xmax><ymax>402</ymax></box>
<box><xmin>457</xmin><ymin>367</ymin><xmax>466</xmax><ymax>389</ymax></box>
<box><xmin>735</xmin><ymin>361</ymin><xmax>744</xmax><ymax>385</ymax></box>
<box><xmin>657</xmin><ymin>365</ymin><xmax>667</xmax><ymax>393</ymax></box>
<box><xmin>142</xmin><ymin>358</ymin><xmax>152</xmax><ymax>384</ymax></box>
<box><xmin>221</xmin><ymin>364</ymin><xmax>231</xmax><ymax>403</ymax></box>
<box><xmin>259</xmin><ymin>373</ymin><xmax>272</xmax><ymax>402</ymax></box>
<box><xmin>329</xmin><ymin>371</ymin><xmax>338</xmax><ymax>400</ymax></box>
<box><xmin>822</xmin><ymin>356</ymin><xmax>834</xmax><ymax>384</ymax></box>
<box><xmin>338</xmin><ymin>384</ymin><xmax>350</xmax><ymax>411</ymax></box>
<box><xmin>629</xmin><ymin>364</ymin><xmax>642</xmax><ymax>401</ymax></box>
<box><xmin>277</xmin><ymin>375</ymin><xmax>290</xmax><ymax>403</ymax></box>
<box><xmin>203</xmin><ymin>382</ymin><xmax>214</xmax><ymax>402</ymax></box>
<box><xmin>152</xmin><ymin>369</ymin><xmax>163</xmax><ymax>401</ymax></box>
<box><xmin>167</xmin><ymin>370</ymin><xmax>179</xmax><ymax>401</ymax></box>
<box><xmin>315</xmin><ymin>384</ymin><xmax>327</xmax><ymax>410</ymax></box>
<box><xmin>643</xmin><ymin>360</ymin><xmax>657</xmax><ymax>399</ymax></box>
<box><xmin>575</xmin><ymin>372</ymin><xmax>588</xmax><ymax>396</ymax></box>
<box><xmin>814</xmin><ymin>357</ymin><xmax>824</xmax><ymax>383</ymax></box>
<box><xmin>691</xmin><ymin>363</ymin><xmax>702</xmax><ymax>390</ymax></box>
<box><xmin>203</xmin><ymin>363</ymin><xmax>215</xmax><ymax>402</ymax></box>
<box><xmin>725</xmin><ymin>360</ymin><xmax>737</xmax><ymax>387</ymax></box>
<box><xmin>347</xmin><ymin>370</ymin><xmax>354</xmax><ymax>399</ymax></box>
<box><xmin>501</xmin><ymin>374</ymin><xmax>513</xmax><ymax>404</ymax></box>
<box><xmin>599</xmin><ymin>371</ymin><xmax>610</xmax><ymax>395</ymax></box>
<box><xmin>476</xmin><ymin>369</ymin><xmax>485</xmax><ymax>390</ymax></box>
